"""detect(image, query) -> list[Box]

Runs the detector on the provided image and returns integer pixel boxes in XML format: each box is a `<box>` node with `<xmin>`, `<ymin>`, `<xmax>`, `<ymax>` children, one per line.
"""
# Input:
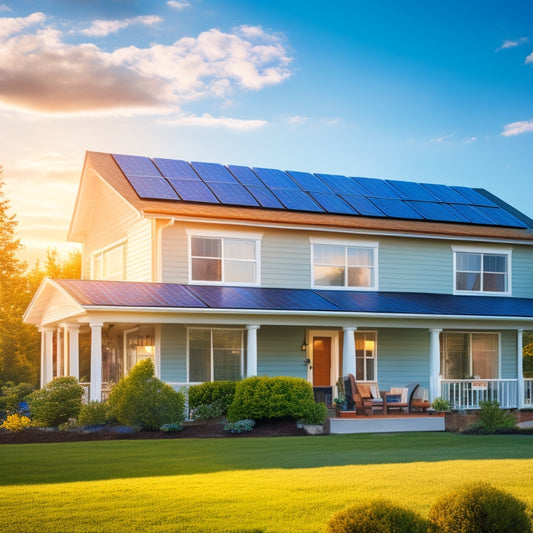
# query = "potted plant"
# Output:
<box><xmin>430</xmin><ymin>397</ymin><xmax>451</xmax><ymax>415</ymax></box>
<box><xmin>334</xmin><ymin>378</ymin><xmax>356</xmax><ymax>417</ymax></box>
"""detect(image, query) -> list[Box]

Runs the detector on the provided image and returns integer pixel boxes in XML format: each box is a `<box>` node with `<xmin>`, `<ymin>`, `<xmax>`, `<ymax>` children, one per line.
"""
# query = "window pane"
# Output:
<box><xmin>472</xmin><ymin>334</ymin><xmax>498</xmax><ymax>379</ymax></box>
<box><xmin>365</xmin><ymin>358</ymin><xmax>375</xmax><ymax>381</ymax></box>
<box><xmin>442</xmin><ymin>333</ymin><xmax>469</xmax><ymax>379</ymax></box>
<box><xmin>191</xmin><ymin>237</ymin><xmax>221</xmax><ymax>258</ymax></box>
<box><xmin>456</xmin><ymin>272</ymin><xmax>481</xmax><ymax>291</ymax></box>
<box><xmin>484</xmin><ymin>254</ymin><xmax>506</xmax><ymax>273</ymax></box>
<box><xmin>314</xmin><ymin>244</ymin><xmax>344</xmax><ymax>265</ymax></box>
<box><xmin>225</xmin><ymin>239</ymin><xmax>255</xmax><ymax>260</ymax></box>
<box><xmin>104</xmin><ymin>246</ymin><xmax>124</xmax><ymax>280</ymax></box>
<box><xmin>355</xmin><ymin>357</ymin><xmax>364</xmax><ymax>380</ymax></box>
<box><xmin>347</xmin><ymin>266</ymin><xmax>372</xmax><ymax>287</ymax></box>
<box><xmin>191</xmin><ymin>258</ymin><xmax>221</xmax><ymax>281</ymax></box>
<box><xmin>314</xmin><ymin>265</ymin><xmax>344</xmax><ymax>286</ymax></box>
<box><xmin>224</xmin><ymin>259</ymin><xmax>255</xmax><ymax>283</ymax></box>
<box><xmin>189</xmin><ymin>330</ymin><xmax>211</xmax><ymax>382</ymax></box>
<box><xmin>347</xmin><ymin>247</ymin><xmax>373</xmax><ymax>266</ymax></box>
<box><xmin>483</xmin><ymin>273</ymin><xmax>506</xmax><ymax>292</ymax></box>
<box><xmin>456</xmin><ymin>252</ymin><xmax>481</xmax><ymax>271</ymax></box>
<box><xmin>213</xmin><ymin>330</ymin><xmax>242</xmax><ymax>381</ymax></box>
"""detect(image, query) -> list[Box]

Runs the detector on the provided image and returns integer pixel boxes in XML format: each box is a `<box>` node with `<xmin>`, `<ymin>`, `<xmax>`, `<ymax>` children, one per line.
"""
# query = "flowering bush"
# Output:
<box><xmin>1</xmin><ymin>413</ymin><xmax>32</xmax><ymax>432</ymax></box>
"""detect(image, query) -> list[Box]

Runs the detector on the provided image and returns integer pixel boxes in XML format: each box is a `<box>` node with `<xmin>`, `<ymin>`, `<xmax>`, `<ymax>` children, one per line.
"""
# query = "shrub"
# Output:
<box><xmin>468</xmin><ymin>400</ymin><xmax>516</xmax><ymax>434</ymax></box>
<box><xmin>224</xmin><ymin>419</ymin><xmax>255</xmax><ymax>433</ymax></box>
<box><xmin>191</xmin><ymin>400</ymin><xmax>225</xmax><ymax>421</ymax></box>
<box><xmin>299</xmin><ymin>401</ymin><xmax>328</xmax><ymax>425</ymax></box>
<box><xmin>1</xmin><ymin>413</ymin><xmax>33</xmax><ymax>432</ymax></box>
<box><xmin>226</xmin><ymin>376</ymin><xmax>320</xmax><ymax>422</ymax></box>
<box><xmin>77</xmin><ymin>401</ymin><xmax>110</xmax><ymax>426</ymax></box>
<box><xmin>188</xmin><ymin>381</ymin><xmax>236</xmax><ymax>413</ymax></box>
<box><xmin>325</xmin><ymin>499</ymin><xmax>429</xmax><ymax>533</ymax></box>
<box><xmin>107</xmin><ymin>359</ymin><xmax>185</xmax><ymax>431</ymax></box>
<box><xmin>431</xmin><ymin>397</ymin><xmax>451</xmax><ymax>412</ymax></box>
<box><xmin>0</xmin><ymin>382</ymin><xmax>34</xmax><ymax>412</ymax></box>
<box><xmin>27</xmin><ymin>377</ymin><xmax>84</xmax><ymax>427</ymax></box>
<box><xmin>429</xmin><ymin>481</ymin><xmax>532</xmax><ymax>533</ymax></box>
<box><xmin>160</xmin><ymin>422</ymin><xmax>183</xmax><ymax>433</ymax></box>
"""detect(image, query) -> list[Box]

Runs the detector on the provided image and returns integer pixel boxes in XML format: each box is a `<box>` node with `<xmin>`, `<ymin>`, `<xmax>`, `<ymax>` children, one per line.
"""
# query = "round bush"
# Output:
<box><xmin>326</xmin><ymin>500</ymin><xmax>428</xmax><ymax>533</ymax></box>
<box><xmin>27</xmin><ymin>377</ymin><xmax>84</xmax><ymax>427</ymax></box>
<box><xmin>77</xmin><ymin>400</ymin><xmax>110</xmax><ymax>426</ymax></box>
<box><xmin>429</xmin><ymin>481</ymin><xmax>532</xmax><ymax>533</ymax></box>
<box><xmin>107</xmin><ymin>359</ymin><xmax>185</xmax><ymax>430</ymax></box>
<box><xmin>188</xmin><ymin>381</ymin><xmax>236</xmax><ymax>413</ymax></box>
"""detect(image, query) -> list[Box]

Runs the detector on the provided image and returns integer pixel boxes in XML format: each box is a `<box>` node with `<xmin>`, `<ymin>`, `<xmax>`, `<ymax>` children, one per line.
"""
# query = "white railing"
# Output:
<box><xmin>525</xmin><ymin>379</ymin><xmax>533</xmax><ymax>407</ymax></box>
<box><xmin>441</xmin><ymin>379</ymin><xmax>518</xmax><ymax>409</ymax></box>
<box><xmin>79</xmin><ymin>382</ymin><xmax>112</xmax><ymax>404</ymax></box>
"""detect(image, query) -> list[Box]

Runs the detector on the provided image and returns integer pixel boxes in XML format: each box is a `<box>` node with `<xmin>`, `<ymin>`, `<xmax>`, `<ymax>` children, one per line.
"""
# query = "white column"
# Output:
<box><xmin>63</xmin><ymin>325</ymin><xmax>69</xmax><ymax>376</ymax></box>
<box><xmin>518</xmin><ymin>329</ymin><xmax>524</xmax><ymax>409</ymax></box>
<box><xmin>246</xmin><ymin>325</ymin><xmax>260</xmax><ymax>377</ymax></box>
<box><xmin>342</xmin><ymin>327</ymin><xmax>357</xmax><ymax>377</ymax></box>
<box><xmin>90</xmin><ymin>321</ymin><xmax>103</xmax><ymax>402</ymax></box>
<box><xmin>68</xmin><ymin>325</ymin><xmax>80</xmax><ymax>380</ymax></box>
<box><xmin>56</xmin><ymin>328</ymin><xmax>63</xmax><ymax>376</ymax></box>
<box><xmin>44</xmin><ymin>328</ymin><xmax>54</xmax><ymax>384</ymax></box>
<box><xmin>40</xmin><ymin>329</ymin><xmax>45</xmax><ymax>388</ymax></box>
<box><xmin>429</xmin><ymin>328</ymin><xmax>442</xmax><ymax>402</ymax></box>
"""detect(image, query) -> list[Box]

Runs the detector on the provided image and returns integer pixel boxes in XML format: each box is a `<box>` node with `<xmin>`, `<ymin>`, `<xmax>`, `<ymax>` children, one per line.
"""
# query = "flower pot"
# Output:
<box><xmin>336</xmin><ymin>410</ymin><xmax>357</xmax><ymax>418</ymax></box>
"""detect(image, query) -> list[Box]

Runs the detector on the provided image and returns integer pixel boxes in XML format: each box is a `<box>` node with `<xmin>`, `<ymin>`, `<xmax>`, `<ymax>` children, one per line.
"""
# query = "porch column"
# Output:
<box><xmin>63</xmin><ymin>325</ymin><xmax>69</xmax><ymax>377</ymax></box>
<box><xmin>56</xmin><ymin>327</ymin><xmax>63</xmax><ymax>376</ymax></box>
<box><xmin>518</xmin><ymin>329</ymin><xmax>524</xmax><ymax>409</ymax></box>
<box><xmin>246</xmin><ymin>325</ymin><xmax>260</xmax><ymax>377</ymax></box>
<box><xmin>39</xmin><ymin>329</ymin><xmax>45</xmax><ymax>388</ymax></box>
<box><xmin>342</xmin><ymin>327</ymin><xmax>357</xmax><ymax>376</ymax></box>
<box><xmin>44</xmin><ymin>327</ymin><xmax>54</xmax><ymax>385</ymax></box>
<box><xmin>90</xmin><ymin>321</ymin><xmax>103</xmax><ymax>402</ymax></box>
<box><xmin>429</xmin><ymin>328</ymin><xmax>442</xmax><ymax>402</ymax></box>
<box><xmin>68</xmin><ymin>324</ymin><xmax>80</xmax><ymax>380</ymax></box>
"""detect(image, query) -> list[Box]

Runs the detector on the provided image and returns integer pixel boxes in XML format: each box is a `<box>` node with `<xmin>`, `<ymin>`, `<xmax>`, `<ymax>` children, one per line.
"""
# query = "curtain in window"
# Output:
<box><xmin>472</xmin><ymin>333</ymin><xmax>498</xmax><ymax>379</ymax></box>
<box><xmin>189</xmin><ymin>329</ymin><xmax>211</xmax><ymax>382</ymax></box>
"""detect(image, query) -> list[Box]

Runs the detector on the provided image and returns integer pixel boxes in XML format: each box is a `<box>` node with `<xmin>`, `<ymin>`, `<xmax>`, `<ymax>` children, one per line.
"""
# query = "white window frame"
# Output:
<box><xmin>187</xmin><ymin>229</ymin><xmax>262</xmax><ymax>286</ymax></box>
<box><xmin>310</xmin><ymin>237</ymin><xmax>379</xmax><ymax>290</ymax></box>
<box><xmin>90</xmin><ymin>239</ymin><xmax>127</xmax><ymax>281</ymax></box>
<box><xmin>355</xmin><ymin>330</ymin><xmax>378</xmax><ymax>382</ymax></box>
<box><xmin>452</xmin><ymin>245</ymin><xmax>512</xmax><ymax>296</ymax></box>
<box><xmin>186</xmin><ymin>327</ymin><xmax>246</xmax><ymax>383</ymax></box>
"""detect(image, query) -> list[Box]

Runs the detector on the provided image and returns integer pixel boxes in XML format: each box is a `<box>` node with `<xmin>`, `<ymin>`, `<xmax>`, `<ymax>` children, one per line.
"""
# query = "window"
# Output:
<box><xmin>453</xmin><ymin>247</ymin><xmax>510</xmax><ymax>294</ymax></box>
<box><xmin>440</xmin><ymin>332</ymin><xmax>499</xmax><ymax>379</ymax></box>
<box><xmin>91</xmin><ymin>242</ymin><xmax>126</xmax><ymax>280</ymax></box>
<box><xmin>355</xmin><ymin>331</ymin><xmax>377</xmax><ymax>381</ymax></box>
<box><xmin>311</xmin><ymin>241</ymin><xmax>378</xmax><ymax>289</ymax></box>
<box><xmin>189</xmin><ymin>234</ymin><xmax>260</xmax><ymax>285</ymax></box>
<box><xmin>188</xmin><ymin>328</ymin><xmax>245</xmax><ymax>382</ymax></box>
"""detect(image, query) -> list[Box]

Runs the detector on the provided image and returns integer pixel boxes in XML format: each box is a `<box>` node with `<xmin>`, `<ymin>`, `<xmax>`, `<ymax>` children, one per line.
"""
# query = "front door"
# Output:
<box><xmin>313</xmin><ymin>337</ymin><xmax>332</xmax><ymax>386</ymax></box>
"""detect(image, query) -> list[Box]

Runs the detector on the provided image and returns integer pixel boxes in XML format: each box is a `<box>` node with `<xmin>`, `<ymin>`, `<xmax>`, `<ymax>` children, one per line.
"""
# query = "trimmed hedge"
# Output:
<box><xmin>226</xmin><ymin>376</ymin><xmax>319</xmax><ymax>422</ymax></box>
<box><xmin>429</xmin><ymin>481</ymin><xmax>532</xmax><ymax>533</ymax></box>
<box><xmin>188</xmin><ymin>381</ymin><xmax>236</xmax><ymax>413</ymax></box>
<box><xmin>77</xmin><ymin>400</ymin><xmax>110</xmax><ymax>426</ymax></box>
<box><xmin>108</xmin><ymin>359</ymin><xmax>185</xmax><ymax>431</ymax></box>
<box><xmin>326</xmin><ymin>500</ymin><xmax>428</xmax><ymax>533</ymax></box>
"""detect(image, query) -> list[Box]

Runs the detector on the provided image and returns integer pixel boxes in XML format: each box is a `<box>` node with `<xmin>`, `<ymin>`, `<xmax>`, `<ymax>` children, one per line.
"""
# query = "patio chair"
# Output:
<box><xmin>348</xmin><ymin>374</ymin><xmax>384</xmax><ymax>415</ymax></box>
<box><xmin>383</xmin><ymin>382</ymin><xmax>419</xmax><ymax>414</ymax></box>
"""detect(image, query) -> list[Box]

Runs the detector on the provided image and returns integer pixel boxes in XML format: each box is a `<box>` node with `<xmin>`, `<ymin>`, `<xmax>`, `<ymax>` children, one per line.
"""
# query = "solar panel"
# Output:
<box><xmin>228</xmin><ymin>165</ymin><xmax>264</xmax><ymax>187</ymax></box>
<box><xmin>451</xmin><ymin>186</ymin><xmax>497</xmax><ymax>207</ymax></box>
<box><xmin>354</xmin><ymin>177</ymin><xmax>401</xmax><ymax>198</ymax></box>
<box><xmin>340</xmin><ymin>195</ymin><xmax>387</xmax><ymax>217</ymax></box>
<box><xmin>453</xmin><ymin>204</ymin><xmax>496</xmax><ymax>225</ymax></box>
<box><xmin>420</xmin><ymin>183</ymin><xmax>471</xmax><ymax>204</ymax></box>
<box><xmin>191</xmin><ymin>161</ymin><xmax>237</xmax><ymax>183</ymax></box>
<box><xmin>207</xmin><ymin>182</ymin><xmax>259</xmax><ymax>207</ymax></box>
<box><xmin>252</xmin><ymin>167</ymin><xmax>299</xmax><ymax>189</ymax></box>
<box><xmin>168</xmin><ymin>178</ymin><xmax>219</xmax><ymax>203</ymax></box>
<box><xmin>476</xmin><ymin>207</ymin><xmax>528</xmax><ymax>228</ymax></box>
<box><xmin>370</xmin><ymin>198</ymin><xmax>424</xmax><ymax>219</ymax></box>
<box><xmin>271</xmin><ymin>189</ymin><xmax>324</xmax><ymax>212</ymax></box>
<box><xmin>388</xmin><ymin>180</ymin><xmax>439</xmax><ymax>202</ymax></box>
<box><xmin>315</xmin><ymin>173</ymin><xmax>362</xmax><ymax>195</ymax></box>
<box><xmin>407</xmin><ymin>201</ymin><xmax>469</xmax><ymax>223</ymax></box>
<box><xmin>113</xmin><ymin>154</ymin><xmax>161</xmax><ymax>176</ymax></box>
<box><xmin>310</xmin><ymin>192</ymin><xmax>357</xmax><ymax>214</ymax></box>
<box><xmin>246</xmin><ymin>186</ymin><xmax>285</xmax><ymax>208</ymax></box>
<box><xmin>153</xmin><ymin>158</ymin><xmax>200</xmax><ymax>180</ymax></box>
<box><xmin>286</xmin><ymin>171</ymin><xmax>333</xmax><ymax>193</ymax></box>
<box><xmin>125</xmin><ymin>175</ymin><xmax>180</xmax><ymax>200</ymax></box>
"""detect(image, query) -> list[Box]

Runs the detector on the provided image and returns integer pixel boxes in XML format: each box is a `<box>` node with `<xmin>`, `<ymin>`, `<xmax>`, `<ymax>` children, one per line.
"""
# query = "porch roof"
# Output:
<box><xmin>25</xmin><ymin>279</ymin><xmax>533</xmax><ymax>325</ymax></box>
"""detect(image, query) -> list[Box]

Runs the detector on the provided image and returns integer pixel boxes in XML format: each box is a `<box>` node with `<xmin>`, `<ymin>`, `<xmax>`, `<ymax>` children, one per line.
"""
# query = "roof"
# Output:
<box><xmin>69</xmin><ymin>151</ymin><xmax>533</xmax><ymax>243</ymax></box>
<box><xmin>41</xmin><ymin>279</ymin><xmax>533</xmax><ymax>319</ymax></box>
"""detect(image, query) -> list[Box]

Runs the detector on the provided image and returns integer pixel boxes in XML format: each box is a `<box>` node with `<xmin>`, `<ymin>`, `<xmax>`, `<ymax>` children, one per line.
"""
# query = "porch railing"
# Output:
<box><xmin>79</xmin><ymin>382</ymin><xmax>112</xmax><ymax>404</ymax></box>
<box><xmin>441</xmin><ymin>379</ymin><xmax>518</xmax><ymax>409</ymax></box>
<box><xmin>525</xmin><ymin>378</ymin><xmax>533</xmax><ymax>407</ymax></box>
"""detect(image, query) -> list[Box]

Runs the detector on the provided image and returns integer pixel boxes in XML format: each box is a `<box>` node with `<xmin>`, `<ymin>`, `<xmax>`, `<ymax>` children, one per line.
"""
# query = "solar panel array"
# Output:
<box><xmin>112</xmin><ymin>153</ymin><xmax>527</xmax><ymax>228</ymax></box>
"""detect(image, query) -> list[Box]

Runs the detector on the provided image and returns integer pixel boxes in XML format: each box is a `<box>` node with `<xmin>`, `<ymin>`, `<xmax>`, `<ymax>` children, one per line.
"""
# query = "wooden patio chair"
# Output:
<box><xmin>383</xmin><ymin>382</ymin><xmax>419</xmax><ymax>414</ymax></box>
<box><xmin>348</xmin><ymin>374</ymin><xmax>384</xmax><ymax>415</ymax></box>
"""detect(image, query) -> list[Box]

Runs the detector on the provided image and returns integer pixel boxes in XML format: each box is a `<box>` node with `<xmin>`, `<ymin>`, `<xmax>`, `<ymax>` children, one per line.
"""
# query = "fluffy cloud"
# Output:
<box><xmin>0</xmin><ymin>13</ymin><xmax>292</xmax><ymax>115</ymax></box>
<box><xmin>167</xmin><ymin>1</ymin><xmax>190</xmax><ymax>10</ymax></box>
<box><xmin>80</xmin><ymin>15</ymin><xmax>161</xmax><ymax>37</ymax></box>
<box><xmin>495</xmin><ymin>37</ymin><xmax>528</xmax><ymax>51</ymax></box>
<box><xmin>501</xmin><ymin>119</ymin><xmax>533</xmax><ymax>137</ymax></box>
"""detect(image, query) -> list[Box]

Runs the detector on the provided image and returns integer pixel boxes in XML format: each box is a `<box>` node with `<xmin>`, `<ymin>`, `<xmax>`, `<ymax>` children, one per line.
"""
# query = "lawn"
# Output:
<box><xmin>2</xmin><ymin>432</ymin><xmax>533</xmax><ymax>532</ymax></box>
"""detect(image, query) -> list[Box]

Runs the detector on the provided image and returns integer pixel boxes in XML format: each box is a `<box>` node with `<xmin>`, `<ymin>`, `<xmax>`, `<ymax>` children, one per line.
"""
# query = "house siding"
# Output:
<box><xmin>160</xmin><ymin>324</ymin><xmax>187</xmax><ymax>383</ymax></box>
<box><xmin>126</xmin><ymin>219</ymin><xmax>153</xmax><ymax>282</ymax></box>
<box><xmin>500</xmin><ymin>330</ymin><xmax>518</xmax><ymax>379</ymax></box>
<box><xmin>512</xmin><ymin>246</ymin><xmax>533</xmax><ymax>298</ymax></box>
<box><xmin>257</xmin><ymin>326</ymin><xmax>307</xmax><ymax>378</ymax></box>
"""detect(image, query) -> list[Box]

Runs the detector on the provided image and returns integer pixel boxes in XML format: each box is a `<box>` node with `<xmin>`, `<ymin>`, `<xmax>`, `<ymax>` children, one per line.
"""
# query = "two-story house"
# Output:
<box><xmin>24</xmin><ymin>151</ymin><xmax>533</xmax><ymax>410</ymax></box>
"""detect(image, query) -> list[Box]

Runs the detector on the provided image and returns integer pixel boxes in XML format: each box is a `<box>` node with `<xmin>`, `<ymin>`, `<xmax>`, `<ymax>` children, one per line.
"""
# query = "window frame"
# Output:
<box><xmin>186</xmin><ymin>327</ymin><xmax>246</xmax><ymax>383</ymax></box>
<box><xmin>310</xmin><ymin>238</ymin><xmax>379</xmax><ymax>290</ymax></box>
<box><xmin>354</xmin><ymin>330</ymin><xmax>378</xmax><ymax>382</ymax></box>
<box><xmin>187</xmin><ymin>230</ymin><xmax>262</xmax><ymax>286</ymax></box>
<box><xmin>90</xmin><ymin>239</ymin><xmax>127</xmax><ymax>281</ymax></box>
<box><xmin>452</xmin><ymin>246</ymin><xmax>512</xmax><ymax>296</ymax></box>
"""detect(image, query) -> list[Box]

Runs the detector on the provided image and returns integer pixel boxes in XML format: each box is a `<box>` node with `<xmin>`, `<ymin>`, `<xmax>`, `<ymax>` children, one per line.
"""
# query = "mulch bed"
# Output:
<box><xmin>0</xmin><ymin>418</ymin><xmax>308</xmax><ymax>444</ymax></box>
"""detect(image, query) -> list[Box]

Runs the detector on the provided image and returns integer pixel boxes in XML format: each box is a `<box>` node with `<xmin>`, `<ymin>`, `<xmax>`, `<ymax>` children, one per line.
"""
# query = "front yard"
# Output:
<box><xmin>2</xmin><ymin>433</ymin><xmax>533</xmax><ymax>532</ymax></box>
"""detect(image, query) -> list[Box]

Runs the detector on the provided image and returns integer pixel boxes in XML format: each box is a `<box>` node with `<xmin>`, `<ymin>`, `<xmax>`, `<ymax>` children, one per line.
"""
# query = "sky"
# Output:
<box><xmin>0</xmin><ymin>0</ymin><xmax>532</xmax><ymax>265</ymax></box>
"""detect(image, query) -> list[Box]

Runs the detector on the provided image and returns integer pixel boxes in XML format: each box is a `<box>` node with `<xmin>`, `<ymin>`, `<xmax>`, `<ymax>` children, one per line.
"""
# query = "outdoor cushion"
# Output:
<box><xmin>357</xmin><ymin>383</ymin><xmax>372</xmax><ymax>398</ymax></box>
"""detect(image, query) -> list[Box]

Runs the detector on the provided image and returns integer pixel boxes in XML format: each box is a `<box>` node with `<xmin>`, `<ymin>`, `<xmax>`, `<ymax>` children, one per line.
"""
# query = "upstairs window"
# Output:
<box><xmin>311</xmin><ymin>240</ymin><xmax>378</xmax><ymax>289</ymax></box>
<box><xmin>189</xmin><ymin>233</ymin><xmax>260</xmax><ymax>285</ymax></box>
<box><xmin>453</xmin><ymin>247</ymin><xmax>511</xmax><ymax>295</ymax></box>
<box><xmin>91</xmin><ymin>242</ymin><xmax>126</xmax><ymax>280</ymax></box>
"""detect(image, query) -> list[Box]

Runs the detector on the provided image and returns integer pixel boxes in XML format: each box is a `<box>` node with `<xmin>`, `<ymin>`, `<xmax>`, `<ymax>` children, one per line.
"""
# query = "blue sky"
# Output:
<box><xmin>1</xmin><ymin>0</ymin><xmax>532</xmax><ymax>262</ymax></box>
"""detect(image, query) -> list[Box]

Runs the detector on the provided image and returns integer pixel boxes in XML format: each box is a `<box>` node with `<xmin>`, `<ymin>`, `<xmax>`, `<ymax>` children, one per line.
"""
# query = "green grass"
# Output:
<box><xmin>2</xmin><ymin>433</ymin><xmax>533</xmax><ymax>532</ymax></box>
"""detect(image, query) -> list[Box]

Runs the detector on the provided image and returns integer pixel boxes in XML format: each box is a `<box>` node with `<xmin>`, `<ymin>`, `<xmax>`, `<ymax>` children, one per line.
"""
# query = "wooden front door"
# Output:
<box><xmin>313</xmin><ymin>337</ymin><xmax>331</xmax><ymax>386</ymax></box>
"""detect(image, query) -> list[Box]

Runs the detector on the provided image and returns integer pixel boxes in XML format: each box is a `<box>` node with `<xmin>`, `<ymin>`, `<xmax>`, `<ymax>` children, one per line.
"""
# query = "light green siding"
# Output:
<box><xmin>500</xmin><ymin>330</ymin><xmax>518</xmax><ymax>379</ymax></box>
<box><xmin>512</xmin><ymin>246</ymin><xmax>533</xmax><ymax>298</ymax></box>
<box><xmin>160</xmin><ymin>324</ymin><xmax>187</xmax><ymax>383</ymax></box>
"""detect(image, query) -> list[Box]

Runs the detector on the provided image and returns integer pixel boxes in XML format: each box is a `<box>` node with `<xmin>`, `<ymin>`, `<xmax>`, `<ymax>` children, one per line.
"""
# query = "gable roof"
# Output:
<box><xmin>69</xmin><ymin>151</ymin><xmax>533</xmax><ymax>243</ymax></box>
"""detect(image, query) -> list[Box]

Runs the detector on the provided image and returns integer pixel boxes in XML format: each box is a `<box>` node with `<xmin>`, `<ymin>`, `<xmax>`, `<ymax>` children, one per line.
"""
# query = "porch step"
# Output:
<box><xmin>327</xmin><ymin>415</ymin><xmax>445</xmax><ymax>434</ymax></box>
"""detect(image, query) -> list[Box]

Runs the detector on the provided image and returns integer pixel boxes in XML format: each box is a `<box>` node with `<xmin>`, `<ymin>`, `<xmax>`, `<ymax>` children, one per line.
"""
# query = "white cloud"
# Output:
<box><xmin>430</xmin><ymin>134</ymin><xmax>453</xmax><ymax>144</ymax></box>
<box><xmin>0</xmin><ymin>15</ymin><xmax>292</xmax><ymax>114</ymax></box>
<box><xmin>495</xmin><ymin>37</ymin><xmax>529</xmax><ymax>51</ymax></box>
<box><xmin>322</xmin><ymin>117</ymin><xmax>342</xmax><ymax>126</ymax></box>
<box><xmin>287</xmin><ymin>116</ymin><xmax>308</xmax><ymax>125</ymax></box>
<box><xmin>526</xmin><ymin>52</ymin><xmax>533</xmax><ymax>64</ymax></box>
<box><xmin>167</xmin><ymin>1</ymin><xmax>190</xmax><ymax>10</ymax></box>
<box><xmin>80</xmin><ymin>15</ymin><xmax>161</xmax><ymax>37</ymax></box>
<box><xmin>501</xmin><ymin>119</ymin><xmax>533</xmax><ymax>137</ymax></box>
<box><xmin>0</xmin><ymin>4</ymin><xmax>11</xmax><ymax>12</ymax></box>
<box><xmin>159</xmin><ymin>112</ymin><xmax>266</xmax><ymax>130</ymax></box>
<box><xmin>464</xmin><ymin>136</ymin><xmax>477</xmax><ymax>144</ymax></box>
